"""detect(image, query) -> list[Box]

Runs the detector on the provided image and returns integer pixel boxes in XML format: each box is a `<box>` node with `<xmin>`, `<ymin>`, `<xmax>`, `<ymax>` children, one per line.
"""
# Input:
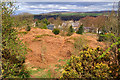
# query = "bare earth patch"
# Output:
<box><xmin>18</xmin><ymin>28</ymin><xmax>106</xmax><ymax>78</ymax></box>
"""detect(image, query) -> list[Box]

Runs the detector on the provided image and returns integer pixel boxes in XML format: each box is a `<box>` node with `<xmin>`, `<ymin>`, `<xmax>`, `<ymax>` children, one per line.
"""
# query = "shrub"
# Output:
<box><xmin>52</xmin><ymin>28</ymin><xmax>60</xmax><ymax>35</ymax></box>
<box><xmin>41</xmin><ymin>24</ymin><xmax>47</xmax><ymax>29</ymax></box>
<box><xmin>76</xmin><ymin>25</ymin><xmax>84</xmax><ymax>34</ymax></box>
<box><xmin>61</xmin><ymin>47</ymin><xmax>110</xmax><ymax>79</ymax></box>
<box><xmin>67</xmin><ymin>25</ymin><xmax>74</xmax><ymax>36</ymax></box>
<box><xmin>36</xmin><ymin>21</ymin><xmax>38</xmax><ymax>27</ymax></box>
<box><xmin>2</xmin><ymin>2</ymin><xmax>30</xmax><ymax>78</ymax></box>
<box><xmin>25</xmin><ymin>24</ymin><xmax>31</xmax><ymax>31</ymax></box>
<box><xmin>98</xmin><ymin>33</ymin><xmax>115</xmax><ymax>42</ymax></box>
<box><xmin>98</xmin><ymin>33</ymin><xmax>120</xmax><ymax>78</ymax></box>
<box><xmin>42</xmin><ymin>18</ymin><xmax>50</xmax><ymax>25</ymax></box>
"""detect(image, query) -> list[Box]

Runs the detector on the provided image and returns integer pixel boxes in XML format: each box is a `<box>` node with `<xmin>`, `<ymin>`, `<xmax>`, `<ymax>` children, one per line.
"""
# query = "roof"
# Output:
<box><xmin>47</xmin><ymin>24</ymin><xmax>54</xmax><ymax>27</ymax></box>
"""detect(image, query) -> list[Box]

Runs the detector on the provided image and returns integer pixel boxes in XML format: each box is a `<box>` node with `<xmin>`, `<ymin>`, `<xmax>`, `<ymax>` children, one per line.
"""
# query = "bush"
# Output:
<box><xmin>98</xmin><ymin>33</ymin><xmax>115</xmax><ymax>42</ymax></box>
<box><xmin>61</xmin><ymin>46</ymin><xmax>111</xmax><ymax>79</ymax></box>
<box><xmin>36</xmin><ymin>21</ymin><xmax>38</xmax><ymax>27</ymax></box>
<box><xmin>2</xmin><ymin>2</ymin><xmax>30</xmax><ymax>78</ymax></box>
<box><xmin>41</xmin><ymin>24</ymin><xmax>47</xmax><ymax>29</ymax></box>
<box><xmin>76</xmin><ymin>25</ymin><xmax>84</xmax><ymax>34</ymax></box>
<box><xmin>25</xmin><ymin>24</ymin><xmax>31</xmax><ymax>31</ymax></box>
<box><xmin>42</xmin><ymin>18</ymin><xmax>50</xmax><ymax>25</ymax></box>
<box><xmin>67</xmin><ymin>25</ymin><xmax>74</xmax><ymax>36</ymax></box>
<box><xmin>52</xmin><ymin>28</ymin><xmax>60</xmax><ymax>35</ymax></box>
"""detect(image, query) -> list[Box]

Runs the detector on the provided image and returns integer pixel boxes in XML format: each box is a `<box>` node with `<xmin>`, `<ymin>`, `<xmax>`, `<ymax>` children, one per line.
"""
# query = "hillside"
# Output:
<box><xmin>18</xmin><ymin>28</ymin><xmax>106</xmax><ymax>78</ymax></box>
<box><xmin>34</xmin><ymin>11</ymin><xmax>109</xmax><ymax>21</ymax></box>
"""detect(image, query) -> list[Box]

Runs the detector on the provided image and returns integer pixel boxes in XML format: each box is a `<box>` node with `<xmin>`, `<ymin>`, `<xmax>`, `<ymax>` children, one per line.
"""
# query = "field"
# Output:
<box><xmin>46</xmin><ymin>12</ymin><xmax>106</xmax><ymax>16</ymax></box>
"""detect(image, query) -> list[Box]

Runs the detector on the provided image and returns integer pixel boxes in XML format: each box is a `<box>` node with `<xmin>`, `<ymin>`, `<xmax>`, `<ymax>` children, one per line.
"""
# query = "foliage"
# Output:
<box><xmin>42</xmin><ymin>18</ymin><xmax>50</xmax><ymax>25</ymax></box>
<box><xmin>67</xmin><ymin>25</ymin><xmax>74</xmax><ymax>36</ymax></box>
<box><xmin>36</xmin><ymin>21</ymin><xmax>38</xmax><ymax>27</ymax></box>
<box><xmin>40</xmin><ymin>24</ymin><xmax>47</xmax><ymax>29</ymax></box>
<box><xmin>35</xmin><ymin>34</ymin><xmax>54</xmax><ymax>38</ymax></box>
<box><xmin>98</xmin><ymin>33</ymin><xmax>120</xmax><ymax>78</ymax></box>
<box><xmin>98</xmin><ymin>33</ymin><xmax>109</xmax><ymax>42</ymax></box>
<box><xmin>25</xmin><ymin>24</ymin><xmax>31</xmax><ymax>31</ymax></box>
<box><xmin>104</xmin><ymin>10</ymin><xmax>118</xmax><ymax>35</ymax></box>
<box><xmin>13</xmin><ymin>13</ymin><xmax>33</xmax><ymax>28</ymax></box>
<box><xmin>98</xmin><ymin>10</ymin><xmax>118</xmax><ymax>41</ymax></box>
<box><xmin>35</xmin><ymin>19</ymin><xmax>49</xmax><ymax>29</ymax></box>
<box><xmin>76</xmin><ymin>25</ymin><xmax>84</xmax><ymax>34</ymax></box>
<box><xmin>52</xmin><ymin>28</ymin><xmax>60</xmax><ymax>35</ymax></box>
<box><xmin>2</xmin><ymin>2</ymin><xmax>30</xmax><ymax>78</ymax></box>
<box><xmin>61</xmin><ymin>46</ymin><xmax>111</xmax><ymax>79</ymax></box>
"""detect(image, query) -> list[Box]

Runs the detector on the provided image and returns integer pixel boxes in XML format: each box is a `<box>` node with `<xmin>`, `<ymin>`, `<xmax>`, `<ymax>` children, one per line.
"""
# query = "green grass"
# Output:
<box><xmin>34</xmin><ymin>34</ymin><xmax>60</xmax><ymax>39</ymax></box>
<box><xmin>27</xmin><ymin>48</ymin><xmax>32</xmax><ymax>52</ymax></box>
<box><xmin>28</xmin><ymin>67</ymin><xmax>53</xmax><ymax>78</ymax></box>
<box><xmin>35</xmin><ymin>34</ymin><xmax>54</xmax><ymax>38</ymax></box>
<box><xmin>18</xmin><ymin>31</ymin><xmax>28</xmax><ymax>35</ymax></box>
<box><xmin>48</xmin><ymin>12</ymin><xmax>105</xmax><ymax>17</ymax></box>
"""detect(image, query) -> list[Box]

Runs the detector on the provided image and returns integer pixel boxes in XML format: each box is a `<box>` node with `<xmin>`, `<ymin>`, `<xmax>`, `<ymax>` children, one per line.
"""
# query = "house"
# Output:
<box><xmin>84</xmin><ymin>27</ymin><xmax>98</xmax><ymax>33</ymax></box>
<box><xmin>58</xmin><ymin>25</ymin><xmax>62</xmax><ymax>30</ymax></box>
<box><xmin>84</xmin><ymin>27</ymin><xmax>91</xmax><ymax>33</ymax></box>
<box><xmin>47</xmin><ymin>24</ymin><xmax>55</xmax><ymax>30</ymax></box>
<box><xmin>62</xmin><ymin>22</ymin><xmax>67</xmax><ymax>27</ymax></box>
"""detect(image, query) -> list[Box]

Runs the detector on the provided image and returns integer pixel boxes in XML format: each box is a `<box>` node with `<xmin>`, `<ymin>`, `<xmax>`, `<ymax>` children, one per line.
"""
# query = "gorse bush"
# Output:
<box><xmin>52</xmin><ymin>28</ymin><xmax>60</xmax><ymax>35</ymax></box>
<box><xmin>2</xmin><ymin>2</ymin><xmax>30</xmax><ymax>78</ymax></box>
<box><xmin>61</xmin><ymin>46</ymin><xmax>111</xmax><ymax>79</ymax></box>
<box><xmin>98</xmin><ymin>33</ymin><xmax>115</xmax><ymax>42</ymax></box>
<box><xmin>98</xmin><ymin>33</ymin><xmax>120</xmax><ymax>78</ymax></box>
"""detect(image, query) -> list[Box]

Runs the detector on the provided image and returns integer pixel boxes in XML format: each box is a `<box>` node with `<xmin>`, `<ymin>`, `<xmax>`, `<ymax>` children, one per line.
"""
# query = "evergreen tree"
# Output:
<box><xmin>25</xmin><ymin>24</ymin><xmax>31</xmax><ymax>31</ymax></box>
<box><xmin>36</xmin><ymin>21</ymin><xmax>38</xmax><ymax>27</ymax></box>
<box><xmin>67</xmin><ymin>25</ymin><xmax>74</xmax><ymax>36</ymax></box>
<box><xmin>76</xmin><ymin>24</ymin><xmax>84</xmax><ymax>34</ymax></box>
<box><xmin>43</xmin><ymin>18</ymin><xmax>50</xmax><ymax>25</ymax></box>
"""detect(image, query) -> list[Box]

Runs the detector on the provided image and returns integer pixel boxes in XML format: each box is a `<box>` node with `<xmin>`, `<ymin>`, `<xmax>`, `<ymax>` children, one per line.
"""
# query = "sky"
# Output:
<box><xmin>14</xmin><ymin>0</ymin><xmax>119</xmax><ymax>15</ymax></box>
<box><xmin>16</xmin><ymin>0</ymin><xmax>119</xmax><ymax>2</ymax></box>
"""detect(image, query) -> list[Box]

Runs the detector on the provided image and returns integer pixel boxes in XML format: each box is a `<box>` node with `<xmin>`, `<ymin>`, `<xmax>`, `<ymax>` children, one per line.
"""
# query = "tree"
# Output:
<box><xmin>13</xmin><ymin>12</ymin><xmax>34</xmax><ymax>28</ymax></box>
<box><xmin>53</xmin><ymin>17</ymin><xmax>63</xmax><ymax>28</ymax></box>
<box><xmin>2</xmin><ymin>2</ymin><xmax>29</xmax><ymax>78</ymax></box>
<box><xmin>41</xmin><ymin>24</ymin><xmax>47</xmax><ymax>29</ymax></box>
<box><xmin>43</xmin><ymin>18</ymin><xmax>50</xmax><ymax>25</ymax></box>
<box><xmin>76</xmin><ymin>24</ymin><xmax>84</xmax><ymax>34</ymax></box>
<box><xmin>25</xmin><ymin>24</ymin><xmax>31</xmax><ymax>31</ymax></box>
<box><xmin>36</xmin><ymin>21</ymin><xmax>38</xmax><ymax>27</ymax></box>
<box><xmin>52</xmin><ymin>28</ymin><xmax>60</xmax><ymax>35</ymax></box>
<box><xmin>67</xmin><ymin>25</ymin><xmax>74</xmax><ymax>36</ymax></box>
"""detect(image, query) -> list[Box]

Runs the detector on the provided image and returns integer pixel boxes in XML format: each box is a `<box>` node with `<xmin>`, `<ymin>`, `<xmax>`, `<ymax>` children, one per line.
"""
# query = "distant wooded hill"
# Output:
<box><xmin>34</xmin><ymin>10</ymin><xmax>116</xmax><ymax>21</ymax></box>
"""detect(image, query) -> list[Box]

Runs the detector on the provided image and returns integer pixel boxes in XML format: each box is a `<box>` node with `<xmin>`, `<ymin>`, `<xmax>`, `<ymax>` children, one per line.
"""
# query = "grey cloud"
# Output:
<box><xmin>17</xmin><ymin>0</ymin><xmax>119</xmax><ymax>2</ymax></box>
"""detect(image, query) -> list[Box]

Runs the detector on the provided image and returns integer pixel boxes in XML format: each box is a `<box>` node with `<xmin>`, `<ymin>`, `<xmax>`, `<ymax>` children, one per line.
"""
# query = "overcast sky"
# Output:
<box><xmin>14</xmin><ymin>1</ymin><xmax>118</xmax><ymax>14</ymax></box>
<box><xmin>17</xmin><ymin>0</ymin><xmax>119</xmax><ymax>2</ymax></box>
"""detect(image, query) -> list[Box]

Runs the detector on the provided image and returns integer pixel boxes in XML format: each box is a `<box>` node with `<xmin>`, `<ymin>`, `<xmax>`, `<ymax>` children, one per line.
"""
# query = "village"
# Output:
<box><xmin>33</xmin><ymin>19</ymin><xmax>102</xmax><ymax>34</ymax></box>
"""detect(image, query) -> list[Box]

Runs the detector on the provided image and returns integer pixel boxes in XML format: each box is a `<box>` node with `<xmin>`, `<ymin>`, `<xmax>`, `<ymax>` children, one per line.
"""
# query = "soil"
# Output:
<box><xmin>18</xmin><ymin>27</ymin><xmax>106</xmax><ymax>77</ymax></box>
